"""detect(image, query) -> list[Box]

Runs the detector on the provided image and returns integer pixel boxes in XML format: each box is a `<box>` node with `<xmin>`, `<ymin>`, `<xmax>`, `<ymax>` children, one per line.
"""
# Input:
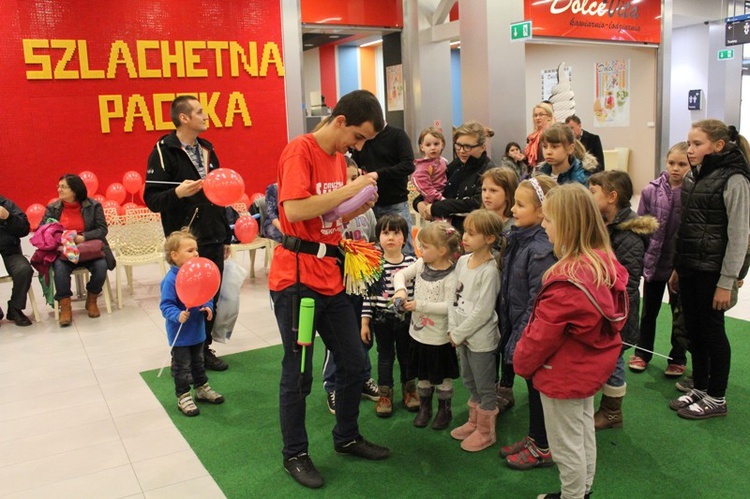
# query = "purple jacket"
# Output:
<box><xmin>638</xmin><ymin>171</ymin><xmax>681</xmax><ymax>282</ymax></box>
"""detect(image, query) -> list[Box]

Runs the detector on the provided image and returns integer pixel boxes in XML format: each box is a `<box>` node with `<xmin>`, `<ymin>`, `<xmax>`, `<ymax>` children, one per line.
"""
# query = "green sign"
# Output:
<box><xmin>718</xmin><ymin>49</ymin><xmax>735</xmax><ymax>60</ymax></box>
<box><xmin>511</xmin><ymin>20</ymin><xmax>532</xmax><ymax>42</ymax></box>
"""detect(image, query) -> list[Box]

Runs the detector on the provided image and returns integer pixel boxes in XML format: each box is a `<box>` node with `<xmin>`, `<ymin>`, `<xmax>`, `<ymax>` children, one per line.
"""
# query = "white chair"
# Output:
<box><xmin>230</xmin><ymin>237</ymin><xmax>276</xmax><ymax>279</ymax></box>
<box><xmin>54</xmin><ymin>267</ymin><xmax>113</xmax><ymax>318</ymax></box>
<box><xmin>114</xmin><ymin>209</ymin><xmax>166</xmax><ymax>309</ymax></box>
<box><xmin>0</xmin><ymin>274</ymin><xmax>41</xmax><ymax>323</ymax></box>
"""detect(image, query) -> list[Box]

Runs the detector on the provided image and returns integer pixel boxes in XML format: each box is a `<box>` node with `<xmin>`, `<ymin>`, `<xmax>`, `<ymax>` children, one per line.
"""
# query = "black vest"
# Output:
<box><xmin>676</xmin><ymin>147</ymin><xmax>750</xmax><ymax>272</ymax></box>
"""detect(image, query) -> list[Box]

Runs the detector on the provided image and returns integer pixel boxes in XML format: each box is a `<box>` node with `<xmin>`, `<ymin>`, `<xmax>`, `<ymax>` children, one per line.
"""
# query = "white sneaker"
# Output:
<box><xmin>178</xmin><ymin>393</ymin><xmax>200</xmax><ymax>416</ymax></box>
<box><xmin>195</xmin><ymin>384</ymin><xmax>225</xmax><ymax>404</ymax></box>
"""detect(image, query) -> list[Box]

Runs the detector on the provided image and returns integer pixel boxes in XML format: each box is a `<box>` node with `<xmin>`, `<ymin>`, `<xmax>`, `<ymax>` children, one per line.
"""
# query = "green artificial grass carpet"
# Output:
<box><xmin>141</xmin><ymin>306</ymin><xmax>750</xmax><ymax>498</ymax></box>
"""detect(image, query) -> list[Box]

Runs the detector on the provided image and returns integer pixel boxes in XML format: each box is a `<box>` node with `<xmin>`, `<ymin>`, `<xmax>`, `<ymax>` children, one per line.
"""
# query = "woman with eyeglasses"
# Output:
<box><xmin>524</xmin><ymin>102</ymin><xmax>555</xmax><ymax>168</ymax></box>
<box><xmin>414</xmin><ymin>121</ymin><xmax>494</xmax><ymax>232</ymax></box>
<box><xmin>43</xmin><ymin>174</ymin><xmax>115</xmax><ymax>327</ymax></box>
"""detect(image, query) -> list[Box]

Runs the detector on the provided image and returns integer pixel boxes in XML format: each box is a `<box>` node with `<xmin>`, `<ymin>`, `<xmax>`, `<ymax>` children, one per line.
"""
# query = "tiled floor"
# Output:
<box><xmin>1</xmin><ymin>244</ymin><xmax>749</xmax><ymax>498</ymax></box>
<box><xmin>0</xmin><ymin>248</ymin><xmax>280</xmax><ymax>498</ymax></box>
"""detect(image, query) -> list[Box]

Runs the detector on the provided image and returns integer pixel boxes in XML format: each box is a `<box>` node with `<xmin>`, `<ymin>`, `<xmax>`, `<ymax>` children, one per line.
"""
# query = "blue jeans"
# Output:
<box><xmin>52</xmin><ymin>257</ymin><xmax>108</xmax><ymax>300</ymax></box>
<box><xmin>373</xmin><ymin>202</ymin><xmax>414</xmax><ymax>256</ymax></box>
<box><xmin>372</xmin><ymin>313</ymin><xmax>413</xmax><ymax>387</ymax></box>
<box><xmin>323</xmin><ymin>295</ymin><xmax>372</xmax><ymax>393</ymax></box>
<box><xmin>271</xmin><ymin>285</ymin><xmax>366</xmax><ymax>458</ymax></box>
<box><xmin>171</xmin><ymin>342</ymin><xmax>208</xmax><ymax>397</ymax></box>
<box><xmin>605</xmin><ymin>352</ymin><xmax>626</xmax><ymax>387</ymax></box>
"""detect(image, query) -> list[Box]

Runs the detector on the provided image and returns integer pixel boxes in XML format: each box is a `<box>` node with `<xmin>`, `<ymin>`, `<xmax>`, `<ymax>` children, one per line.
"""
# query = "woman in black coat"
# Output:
<box><xmin>414</xmin><ymin>121</ymin><xmax>494</xmax><ymax>232</ymax></box>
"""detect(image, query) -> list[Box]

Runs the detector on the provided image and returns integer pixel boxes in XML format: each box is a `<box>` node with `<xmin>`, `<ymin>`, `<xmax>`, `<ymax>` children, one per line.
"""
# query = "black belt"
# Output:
<box><xmin>281</xmin><ymin>235</ymin><xmax>340</xmax><ymax>259</ymax></box>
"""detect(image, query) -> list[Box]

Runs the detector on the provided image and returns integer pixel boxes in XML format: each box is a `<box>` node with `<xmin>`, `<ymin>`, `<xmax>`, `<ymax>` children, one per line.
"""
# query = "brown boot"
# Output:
<box><xmin>594</xmin><ymin>383</ymin><xmax>626</xmax><ymax>430</ymax></box>
<box><xmin>85</xmin><ymin>292</ymin><xmax>101</xmax><ymax>318</ymax></box>
<box><xmin>431</xmin><ymin>390</ymin><xmax>453</xmax><ymax>430</ymax></box>
<box><xmin>413</xmin><ymin>387</ymin><xmax>434</xmax><ymax>427</ymax></box>
<box><xmin>496</xmin><ymin>385</ymin><xmax>516</xmax><ymax>414</ymax></box>
<box><xmin>59</xmin><ymin>298</ymin><xmax>73</xmax><ymax>327</ymax></box>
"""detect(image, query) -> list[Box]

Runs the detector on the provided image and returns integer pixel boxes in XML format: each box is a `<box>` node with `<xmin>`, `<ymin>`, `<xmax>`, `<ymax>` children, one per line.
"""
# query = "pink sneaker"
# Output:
<box><xmin>664</xmin><ymin>364</ymin><xmax>687</xmax><ymax>378</ymax></box>
<box><xmin>628</xmin><ymin>355</ymin><xmax>647</xmax><ymax>372</ymax></box>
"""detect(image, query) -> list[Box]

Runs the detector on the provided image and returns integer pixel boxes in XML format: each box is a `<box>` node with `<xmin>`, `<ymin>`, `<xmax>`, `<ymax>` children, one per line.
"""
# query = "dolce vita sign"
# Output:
<box><xmin>524</xmin><ymin>0</ymin><xmax>662</xmax><ymax>44</ymax></box>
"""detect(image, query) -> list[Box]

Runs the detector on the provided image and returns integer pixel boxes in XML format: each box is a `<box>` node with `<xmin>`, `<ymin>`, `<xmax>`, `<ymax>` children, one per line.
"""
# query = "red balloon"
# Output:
<box><xmin>79</xmin><ymin>171</ymin><xmax>99</xmax><ymax>196</ymax></box>
<box><xmin>103</xmin><ymin>200</ymin><xmax>125</xmax><ymax>216</ymax></box>
<box><xmin>93</xmin><ymin>194</ymin><xmax>106</xmax><ymax>203</ymax></box>
<box><xmin>105</xmin><ymin>183</ymin><xmax>127</xmax><ymax>204</ymax></box>
<box><xmin>234</xmin><ymin>215</ymin><xmax>259</xmax><ymax>243</ymax></box>
<box><xmin>48</xmin><ymin>197</ymin><xmax>59</xmax><ymax>206</ymax></box>
<box><xmin>175</xmin><ymin>257</ymin><xmax>221</xmax><ymax>308</ymax></box>
<box><xmin>25</xmin><ymin>203</ymin><xmax>46</xmax><ymax>230</ymax></box>
<box><xmin>249</xmin><ymin>192</ymin><xmax>264</xmax><ymax>207</ymax></box>
<box><xmin>203</xmin><ymin>168</ymin><xmax>245</xmax><ymax>207</ymax></box>
<box><xmin>122</xmin><ymin>171</ymin><xmax>143</xmax><ymax>194</ymax></box>
<box><xmin>122</xmin><ymin>202</ymin><xmax>142</xmax><ymax>212</ymax></box>
<box><xmin>238</xmin><ymin>193</ymin><xmax>251</xmax><ymax>207</ymax></box>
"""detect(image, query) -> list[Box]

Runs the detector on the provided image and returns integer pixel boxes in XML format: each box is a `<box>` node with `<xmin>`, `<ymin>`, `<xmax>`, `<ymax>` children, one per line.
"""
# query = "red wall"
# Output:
<box><xmin>0</xmin><ymin>0</ymin><xmax>287</xmax><ymax>210</ymax></box>
<box><xmin>301</xmin><ymin>0</ymin><xmax>402</xmax><ymax>28</ymax></box>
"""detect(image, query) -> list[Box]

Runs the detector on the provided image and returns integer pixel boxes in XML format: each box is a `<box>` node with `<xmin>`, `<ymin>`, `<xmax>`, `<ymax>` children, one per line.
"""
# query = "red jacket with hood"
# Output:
<box><xmin>514</xmin><ymin>250</ymin><xmax>629</xmax><ymax>399</ymax></box>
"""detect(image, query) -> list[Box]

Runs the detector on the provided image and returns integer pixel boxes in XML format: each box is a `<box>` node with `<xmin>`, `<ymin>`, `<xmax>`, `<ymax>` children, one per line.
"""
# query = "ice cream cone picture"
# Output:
<box><xmin>550</xmin><ymin>62</ymin><xmax>576</xmax><ymax>122</ymax></box>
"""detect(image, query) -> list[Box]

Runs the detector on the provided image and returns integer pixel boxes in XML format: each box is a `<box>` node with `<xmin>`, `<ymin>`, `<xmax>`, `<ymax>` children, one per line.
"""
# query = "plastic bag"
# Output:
<box><xmin>212</xmin><ymin>259</ymin><xmax>248</xmax><ymax>343</ymax></box>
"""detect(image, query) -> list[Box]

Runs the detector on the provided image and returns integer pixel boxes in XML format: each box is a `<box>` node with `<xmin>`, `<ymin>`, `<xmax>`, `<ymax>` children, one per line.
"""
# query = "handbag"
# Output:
<box><xmin>60</xmin><ymin>239</ymin><xmax>105</xmax><ymax>263</ymax></box>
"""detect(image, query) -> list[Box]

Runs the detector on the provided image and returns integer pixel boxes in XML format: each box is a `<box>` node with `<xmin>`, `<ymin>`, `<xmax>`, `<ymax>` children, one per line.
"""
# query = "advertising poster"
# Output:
<box><xmin>594</xmin><ymin>59</ymin><xmax>630</xmax><ymax>128</ymax></box>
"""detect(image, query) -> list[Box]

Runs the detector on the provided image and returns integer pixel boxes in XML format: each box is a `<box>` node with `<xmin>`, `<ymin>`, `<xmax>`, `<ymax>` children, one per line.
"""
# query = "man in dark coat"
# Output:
<box><xmin>145</xmin><ymin>95</ymin><xmax>231</xmax><ymax>371</ymax></box>
<box><xmin>0</xmin><ymin>195</ymin><xmax>33</xmax><ymax>326</ymax></box>
<box><xmin>566</xmin><ymin>115</ymin><xmax>605</xmax><ymax>173</ymax></box>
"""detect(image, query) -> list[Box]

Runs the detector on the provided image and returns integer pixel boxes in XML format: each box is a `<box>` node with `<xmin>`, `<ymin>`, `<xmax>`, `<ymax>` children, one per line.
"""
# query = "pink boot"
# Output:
<box><xmin>450</xmin><ymin>400</ymin><xmax>479</xmax><ymax>441</ymax></box>
<box><xmin>460</xmin><ymin>407</ymin><xmax>499</xmax><ymax>452</ymax></box>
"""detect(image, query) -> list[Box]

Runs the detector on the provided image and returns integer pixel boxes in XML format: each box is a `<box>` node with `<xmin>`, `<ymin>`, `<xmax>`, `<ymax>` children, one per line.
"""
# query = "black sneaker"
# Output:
<box><xmin>334</xmin><ymin>437</ymin><xmax>390</xmax><ymax>460</ymax></box>
<box><xmin>7</xmin><ymin>308</ymin><xmax>32</xmax><ymax>327</ymax></box>
<box><xmin>204</xmin><ymin>348</ymin><xmax>228</xmax><ymax>371</ymax></box>
<box><xmin>675</xmin><ymin>376</ymin><xmax>694</xmax><ymax>393</ymax></box>
<box><xmin>283</xmin><ymin>452</ymin><xmax>324</xmax><ymax>489</ymax></box>
<box><xmin>326</xmin><ymin>391</ymin><xmax>336</xmax><ymax>414</ymax></box>
<box><xmin>361</xmin><ymin>378</ymin><xmax>379</xmax><ymax>401</ymax></box>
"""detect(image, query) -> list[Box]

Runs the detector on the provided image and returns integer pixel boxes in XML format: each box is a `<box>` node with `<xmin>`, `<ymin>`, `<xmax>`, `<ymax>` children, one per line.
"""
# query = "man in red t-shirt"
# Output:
<box><xmin>269</xmin><ymin>90</ymin><xmax>390</xmax><ymax>488</ymax></box>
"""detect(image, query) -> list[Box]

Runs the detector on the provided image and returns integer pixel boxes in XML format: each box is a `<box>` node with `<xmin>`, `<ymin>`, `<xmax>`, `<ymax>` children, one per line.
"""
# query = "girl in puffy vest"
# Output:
<box><xmin>514</xmin><ymin>183</ymin><xmax>628</xmax><ymax>499</ymax></box>
<box><xmin>669</xmin><ymin>119</ymin><xmax>750</xmax><ymax>420</ymax></box>
<box><xmin>630</xmin><ymin>142</ymin><xmax>691</xmax><ymax>379</ymax></box>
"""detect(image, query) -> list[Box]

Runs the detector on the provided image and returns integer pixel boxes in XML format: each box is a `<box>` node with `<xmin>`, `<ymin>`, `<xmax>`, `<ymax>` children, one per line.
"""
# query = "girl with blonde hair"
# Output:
<box><xmin>514</xmin><ymin>183</ymin><xmax>629</xmax><ymax>499</ymax></box>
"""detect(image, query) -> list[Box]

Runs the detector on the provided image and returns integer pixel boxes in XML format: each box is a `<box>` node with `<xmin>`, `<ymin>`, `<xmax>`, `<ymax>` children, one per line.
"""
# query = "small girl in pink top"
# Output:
<box><xmin>412</xmin><ymin>127</ymin><xmax>448</xmax><ymax>203</ymax></box>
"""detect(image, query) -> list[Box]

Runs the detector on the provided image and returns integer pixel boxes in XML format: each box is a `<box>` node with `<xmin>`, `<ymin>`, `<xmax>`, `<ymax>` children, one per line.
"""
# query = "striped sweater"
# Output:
<box><xmin>362</xmin><ymin>254</ymin><xmax>417</xmax><ymax>319</ymax></box>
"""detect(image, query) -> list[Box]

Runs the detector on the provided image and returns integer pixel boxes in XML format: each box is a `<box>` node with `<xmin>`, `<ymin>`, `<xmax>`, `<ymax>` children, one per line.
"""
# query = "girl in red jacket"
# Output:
<box><xmin>514</xmin><ymin>183</ymin><xmax>629</xmax><ymax>499</ymax></box>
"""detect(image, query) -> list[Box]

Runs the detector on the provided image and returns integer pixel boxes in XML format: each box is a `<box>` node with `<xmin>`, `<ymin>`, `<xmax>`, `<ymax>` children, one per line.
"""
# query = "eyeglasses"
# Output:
<box><xmin>57</xmin><ymin>184</ymin><xmax>71</xmax><ymax>190</ymax></box>
<box><xmin>455</xmin><ymin>143</ymin><xmax>480</xmax><ymax>152</ymax></box>
<box><xmin>533</xmin><ymin>112</ymin><xmax>551</xmax><ymax>118</ymax></box>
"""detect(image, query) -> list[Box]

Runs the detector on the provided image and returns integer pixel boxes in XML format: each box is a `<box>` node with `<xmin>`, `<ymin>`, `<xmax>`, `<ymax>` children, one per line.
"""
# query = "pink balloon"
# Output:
<box><xmin>122</xmin><ymin>171</ymin><xmax>143</xmax><ymax>194</ymax></box>
<box><xmin>249</xmin><ymin>192</ymin><xmax>264</xmax><ymax>204</ymax></box>
<box><xmin>234</xmin><ymin>215</ymin><xmax>259</xmax><ymax>243</ymax></box>
<box><xmin>323</xmin><ymin>185</ymin><xmax>377</xmax><ymax>222</ymax></box>
<box><xmin>103</xmin><ymin>199</ymin><xmax>125</xmax><ymax>216</ymax></box>
<box><xmin>25</xmin><ymin>203</ymin><xmax>46</xmax><ymax>230</ymax></box>
<box><xmin>238</xmin><ymin>193</ymin><xmax>251</xmax><ymax>207</ymax></box>
<box><xmin>93</xmin><ymin>194</ymin><xmax>106</xmax><ymax>203</ymax></box>
<box><xmin>203</xmin><ymin>168</ymin><xmax>245</xmax><ymax>207</ymax></box>
<box><xmin>105</xmin><ymin>183</ymin><xmax>127</xmax><ymax>204</ymax></box>
<box><xmin>48</xmin><ymin>197</ymin><xmax>59</xmax><ymax>206</ymax></box>
<box><xmin>175</xmin><ymin>257</ymin><xmax>221</xmax><ymax>308</ymax></box>
<box><xmin>79</xmin><ymin>171</ymin><xmax>99</xmax><ymax>196</ymax></box>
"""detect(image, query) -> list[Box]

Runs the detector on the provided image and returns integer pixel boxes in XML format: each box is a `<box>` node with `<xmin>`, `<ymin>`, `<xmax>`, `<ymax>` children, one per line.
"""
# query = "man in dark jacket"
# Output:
<box><xmin>350</xmin><ymin>123</ymin><xmax>415</xmax><ymax>254</ymax></box>
<box><xmin>565</xmin><ymin>115</ymin><xmax>605</xmax><ymax>173</ymax></box>
<box><xmin>0</xmin><ymin>195</ymin><xmax>33</xmax><ymax>326</ymax></box>
<box><xmin>144</xmin><ymin>95</ymin><xmax>231</xmax><ymax>371</ymax></box>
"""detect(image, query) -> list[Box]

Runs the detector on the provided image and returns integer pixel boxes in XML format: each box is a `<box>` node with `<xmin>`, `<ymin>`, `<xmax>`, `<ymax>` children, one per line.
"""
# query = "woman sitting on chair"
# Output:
<box><xmin>44</xmin><ymin>174</ymin><xmax>115</xmax><ymax>327</ymax></box>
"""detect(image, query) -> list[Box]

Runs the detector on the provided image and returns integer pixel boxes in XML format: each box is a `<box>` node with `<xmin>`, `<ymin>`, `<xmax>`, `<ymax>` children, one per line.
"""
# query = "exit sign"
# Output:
<box><xmin>511</xmin><ymin>20</ymin><xmax>532</xmax><ymax>42</ymax></box>
<box><xmin>718</xmin><ymin>49</ymin><xmax>735</xmax><ymax>60</ymax></box>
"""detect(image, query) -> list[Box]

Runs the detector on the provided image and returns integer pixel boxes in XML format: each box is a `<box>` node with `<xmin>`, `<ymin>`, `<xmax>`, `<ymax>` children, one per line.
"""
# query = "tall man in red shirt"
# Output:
<box><xmin>269</xmin><ymin>90</ymin><xmax>390</xmax><ymax>489</ymax></box>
